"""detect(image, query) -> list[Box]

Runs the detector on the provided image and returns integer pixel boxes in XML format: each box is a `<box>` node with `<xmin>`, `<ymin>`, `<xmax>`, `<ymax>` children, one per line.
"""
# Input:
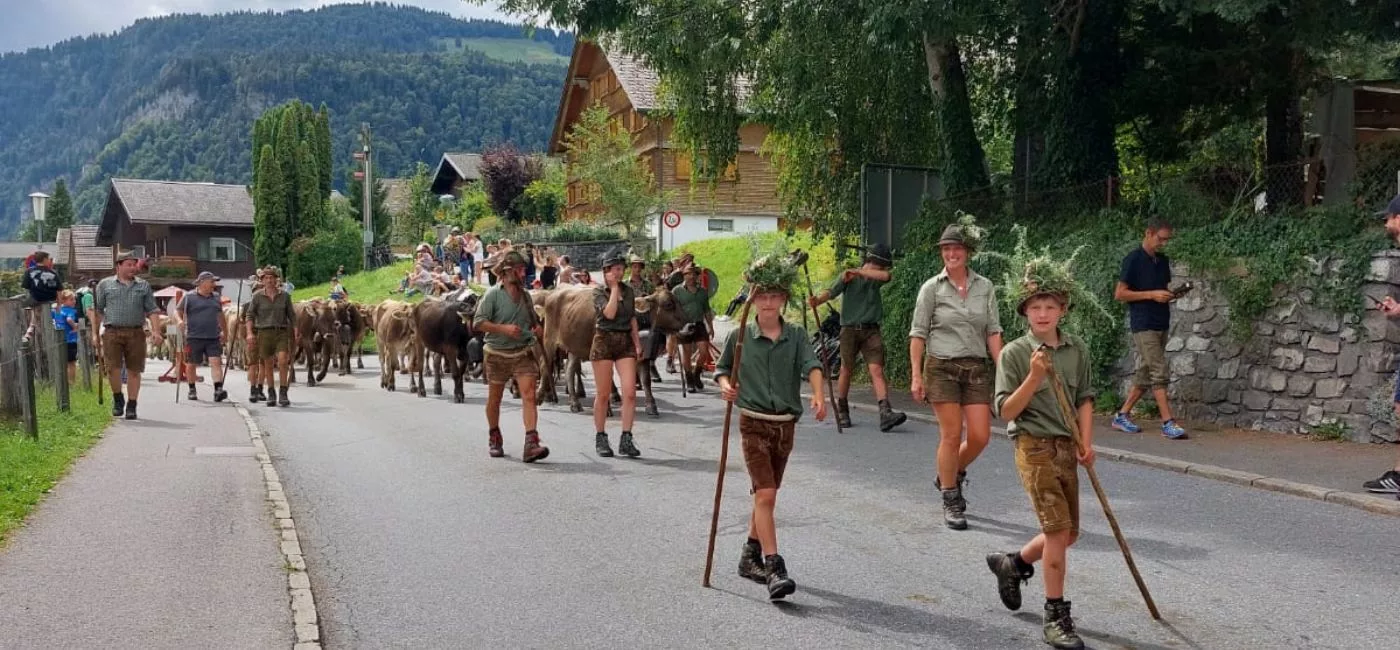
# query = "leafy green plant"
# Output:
<box><xmin>1309</xmin><ymin>419</ymin><xmax>1351</xmax><ymax>442</ymax></box>
<box><xmin>1133</xmin><ymin>398</ymin><xmax>1161</xmax><ymax>419</ymax></box>
<box><xmin>148</xmin><ymin>265</ymin><xmax>186</xmax><ymax>278</ymax></box>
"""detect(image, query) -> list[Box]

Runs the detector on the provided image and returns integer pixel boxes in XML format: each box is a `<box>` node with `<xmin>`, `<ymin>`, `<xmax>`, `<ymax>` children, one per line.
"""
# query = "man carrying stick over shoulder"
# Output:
<box><xmin>714</xmin><ymin>253</ymin><xmax>826</xmax><ymax>601</ymax></box>
<box><xmin>986</xmin><ymin>260</ymin><xmax>1094</xmax><ymax>650</ymax></box>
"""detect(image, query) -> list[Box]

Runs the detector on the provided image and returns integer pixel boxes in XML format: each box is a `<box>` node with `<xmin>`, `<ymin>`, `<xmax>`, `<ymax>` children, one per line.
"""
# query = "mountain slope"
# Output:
<box><xmin>0</xmin><ymin>3</ymin><xmax>573</xmax><ymax>237</ymax></box>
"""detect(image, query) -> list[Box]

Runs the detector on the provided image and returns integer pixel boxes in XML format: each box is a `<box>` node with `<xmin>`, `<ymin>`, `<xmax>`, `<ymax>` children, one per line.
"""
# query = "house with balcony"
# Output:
<box><xmin>548</xmin><ymin>40</ymin><xmax>784</xmax><ymax>251</ymax></box>
<box><xmin>96</xmin><ymin>178</ymin><xmax>256</xmax><ymax>285</ymax></box>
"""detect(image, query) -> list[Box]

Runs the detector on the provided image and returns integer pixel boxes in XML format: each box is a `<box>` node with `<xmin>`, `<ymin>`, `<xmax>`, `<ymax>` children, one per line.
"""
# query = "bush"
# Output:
<box><xmin>541</xmin><ymin>221</ymin><xmax>622</xmax><ymax>243</ymax></box>
<box><xmin>0</xmin><ymin>270</ymin><xmax>21</xmax><ymax>297</ymax></box>
<box><xmin>288</xmin><ymin>216</ymin><xmax>364</xmax><ymax>287</ymax></box>
<box><xmin>148</xmin><ymin>265</ymin><xmax>186</xmax><ymax>278</ymax></box>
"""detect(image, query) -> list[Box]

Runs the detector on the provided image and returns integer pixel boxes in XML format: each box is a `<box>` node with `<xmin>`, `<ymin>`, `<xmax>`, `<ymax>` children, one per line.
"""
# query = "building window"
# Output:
<box><xmin>707</xmin><ymin>219</ymin><xmax>734</xmax><ymax>232</ymax></box>
<box><xmin>675</xmin><ymin>154</ymin><xmax>692</xmax><ymax>181</ymax></box>
<box><xmin>210</xmin><ymin>237</ymin><xmax>236</xmax><ymax>262</ymax></box>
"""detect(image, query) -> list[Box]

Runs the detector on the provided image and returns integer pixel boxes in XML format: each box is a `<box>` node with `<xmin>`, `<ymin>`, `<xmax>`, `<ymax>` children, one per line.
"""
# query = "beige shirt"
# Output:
<box><xmin>908</xmin><ymin>269</ymin><xmax>1002</xmax><ymax>359</ymax></box>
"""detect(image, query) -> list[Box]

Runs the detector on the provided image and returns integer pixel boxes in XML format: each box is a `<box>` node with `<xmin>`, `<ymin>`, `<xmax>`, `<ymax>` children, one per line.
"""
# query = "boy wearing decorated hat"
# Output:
<box><xmin>986</xmin><ymin>259</ymin><xmax>1095</xmax><ymax>650</ymax></box>
<box><xmin>715</xmin><ymin>251</ymin><xmax>827</xmax><ymax>601</ymax></box>
<box><xmin>474</xmin><ymin>250</ymin><xmax>550</xmax><ymax>462</ymax></box>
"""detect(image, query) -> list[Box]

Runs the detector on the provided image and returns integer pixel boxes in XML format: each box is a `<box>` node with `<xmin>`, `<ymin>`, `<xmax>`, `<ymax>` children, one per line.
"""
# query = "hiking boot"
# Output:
<box><xmin>942</xmin><ymin>487</ymin><xmax>968</xmax><ymax>530</ymax></box>
<box><xmin>649</xmin><ymin>364</ymin><xmax>662</xmax><ymax>382</ymax></box>
<box><xmin>214</xmin><ymin>388</ymin><xmax>228</xmax><ymax>403</ymax></box>
<box><xmin>738</xmin><ymin>540</ymin><xmax>766</xmax><ymax>583</ymax></box>
<box><xmin>488</xmin><ymin>428</ymin><xmax>505</xmax><ymax>458</ymax></box>
<box><xmin>1043</xmin><ymin>600</ymin><xmax>1085</xmax><ymax>649</ymax></box>
<box><xmin>277</xmin><ymin>387</ymin><xmax>290</xmax><ymax>407</ymax></box>
<box><xmin>764</xmin><ymin>554</ymin><xmax>797</xmax><ymax>600</ymax></box>
<box><xmin>523</xmin><ymin>430</ymin><xmax>550</xmax><ymax>463</ymax></box>
<box><xmin>112</xmin><ymin>392</ymin><xmax>125</xmax><ymax>417</ymax></box>
<box><xmin>124</xmin><ymin>400</ymin><xmax>138</xmax><ymax>421</ymax></box>
<box><xmin>1110</xmin><ymin>412</ymin><xmax>1140</xmax><ymax>433</ymax></box>
<box><xmin>1363</xmin><ymin>470</ymin><xmax>1400</xmax><ymax>494</ymax></box>
<box><xmin>249</xmin><ymin>386</ymin><xmax>263</xmax><ymax>403</ymax></box>
<box><xmin>666</xmin><ymin>358</ymin><xmax>677</xmax><ymax>374</ymax></box>
<box><xmin>836</xmin><ymin>398</ymin><xmax>852</xmax><ymax>428</ymax></box>
<box><xmin>688</xmin><ymin>369</ymin><xmax>705</xmax><ymax>392</ymax></box>
<box><xmin>187</xmin><ymin>386</ymin><xmax>198</xmax><ymax>401</ymax></box>
<box><xmin>986</xmin><ymin>552</ymin><xmax>1034</xmax><ymax>611</ymax></box>
<box><xmin>617</xmin><ymin>431</ymin><xmax>641</xmax><ymax>457</ymax></box>
<box><xmin>878</xmin><ymin>399</ymin><xmax>906</xmax><ymax>432</ymax></box>
<box><xmin>595</xmin><ymin>432</ymin><xmax>614</xmax><ymax>457</ymax></box>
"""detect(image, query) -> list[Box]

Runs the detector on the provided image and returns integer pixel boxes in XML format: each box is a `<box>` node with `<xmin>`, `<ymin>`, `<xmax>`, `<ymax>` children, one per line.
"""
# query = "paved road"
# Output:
<box><xmin>227</xmin><ymin>359</ymin><xmax>1395</xmax><ymax>649</ymax></box>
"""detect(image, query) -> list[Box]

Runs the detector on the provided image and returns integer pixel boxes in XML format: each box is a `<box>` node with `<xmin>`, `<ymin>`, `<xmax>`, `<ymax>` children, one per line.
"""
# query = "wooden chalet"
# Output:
<box><xmin>549</xmin><ymin>41</ymin><xmax>783</xmax><ymax>249</ymax></box>
<box><xmin>56</xmin><ymin>224</ymin><xmax>115</xmax><ymax>283</ymax></box>
<box><xmin>97</xmin><ymin>179</ymin><xmax>256</xmax><ymax>284</ymax></box>
<box><xmin>430</xmin><ymin>153</ymin><xmax>484</xmax><ymax>197</ymax></box>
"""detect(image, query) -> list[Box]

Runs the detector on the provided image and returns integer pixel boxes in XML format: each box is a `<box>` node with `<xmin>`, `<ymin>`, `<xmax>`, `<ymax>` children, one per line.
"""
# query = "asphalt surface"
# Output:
<box><xmin>228</xmin><ymin>358</ymin><xmax>1397</xmax><ymax>650</ymax></box>
<box><xmin>0</xmin><ymin>390</ymin><xmax>290</xmax><ymax>649</ymax></box>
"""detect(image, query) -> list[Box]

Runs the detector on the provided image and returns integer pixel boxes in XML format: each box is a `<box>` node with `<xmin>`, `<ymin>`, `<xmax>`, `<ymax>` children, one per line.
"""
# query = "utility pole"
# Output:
<box><xmin>356</xmin><ymin>123</ymin><xmax>374</xmax><ymax>270</ymax></box>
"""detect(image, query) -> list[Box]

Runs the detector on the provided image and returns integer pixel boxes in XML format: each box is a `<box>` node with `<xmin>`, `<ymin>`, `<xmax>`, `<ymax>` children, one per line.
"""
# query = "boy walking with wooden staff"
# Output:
<box><xmin>710</xmin><ymin>252</ymin><xmax>827</xmax><ymax>600</ymax></box>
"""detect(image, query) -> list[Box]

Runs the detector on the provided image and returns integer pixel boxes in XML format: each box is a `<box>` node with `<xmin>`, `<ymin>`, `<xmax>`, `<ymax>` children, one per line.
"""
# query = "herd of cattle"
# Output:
<box><xmin>218</xmin><ymin>284</ymin><xmax>699</xmax><ymax>416</ymax></box>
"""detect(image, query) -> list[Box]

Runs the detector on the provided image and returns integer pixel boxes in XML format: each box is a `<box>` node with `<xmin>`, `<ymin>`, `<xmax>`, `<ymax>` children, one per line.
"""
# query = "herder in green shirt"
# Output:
<box><xmin>673</xmin><ymin>265</ymin><xmax>715</xmax><ymax>393</ymax></box>
<box><xmin>715</xmin><ymin>251</ymin><xmax>827</xmax><ymax>602</ymax></box>
<box><xmin>473</xmin><ymin>250</ymin><xmax>550</xmax><ymax>463</ymax></box>
<box><xmin>986</xmin><ymin>256</ymin><xmax>1096</xmax><ymax>650</ymax></box>
<box><xmin>808</xmin><ymin>243</ymin><xmax>906</xmax><ymax>431</ymax></box>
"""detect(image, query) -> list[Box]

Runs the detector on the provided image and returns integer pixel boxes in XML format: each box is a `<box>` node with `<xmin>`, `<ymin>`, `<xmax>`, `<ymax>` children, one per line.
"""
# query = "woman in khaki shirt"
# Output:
<box><xmin>908</xmin><ymin>223</ymin><xmax>1004</xmax><ymax>531</ymax></box>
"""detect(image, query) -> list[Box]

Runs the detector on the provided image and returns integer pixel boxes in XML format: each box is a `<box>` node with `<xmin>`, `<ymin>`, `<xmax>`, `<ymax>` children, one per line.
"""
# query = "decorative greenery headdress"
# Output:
<box><xmin>744</xmin><ymin>236</ymin><xmax>800</xmax><ymax>303</ymax></box>
<box><xmin>953</xmin><ymin>211</ymin><xmax>987</xmax><ymax>252</ymax></box>
<box><xmin>994</xmin><ymin>224</ymin><xmax>1110</xmax><ymax>319</ymax></box>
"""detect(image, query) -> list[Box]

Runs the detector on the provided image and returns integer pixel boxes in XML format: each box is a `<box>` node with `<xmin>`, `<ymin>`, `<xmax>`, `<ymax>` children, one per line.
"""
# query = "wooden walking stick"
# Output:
<box><xmin>1042</xmin><ymin>346</ymin><xmax>1162</xmax><ymax>620</ymax></box>
<box><xmin>799</xmin><ymin>261</ymin><xmax>842</xmax><ymax>434</ymax></box>
<box><xmin>702</xmin><ymin>294</ymin><xmax>753</xmax><ymax>588</ymax></box>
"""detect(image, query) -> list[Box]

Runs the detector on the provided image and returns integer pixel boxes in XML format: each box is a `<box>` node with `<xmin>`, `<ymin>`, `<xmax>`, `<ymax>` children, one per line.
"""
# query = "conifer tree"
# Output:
<box><xmin>253</xmin><ymin>144</ymin><xmax>289</xmax><ymax>268</ymax></box>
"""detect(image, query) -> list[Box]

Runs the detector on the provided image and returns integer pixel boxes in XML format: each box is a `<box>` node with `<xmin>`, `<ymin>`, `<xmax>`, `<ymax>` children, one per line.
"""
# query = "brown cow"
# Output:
<box><xmin>291</xmin><ymin>300</ymin><xmax>338</xmax><ymax>386</ymax></box>
<box><xmin>534</xmin><ymin>285</ymin><xmax>688</xmax><ymax>416</ymax></box>
<box><xmin>411</xmin><ymin>295</ymin><xmax>478</xmax><ymax>402</ymax></box>
<box><xmin>330</xmin><ymin>301</ymin><xmax>365</xmax><ymax>376</ymax></box>
<box><xmin>375</xmin><ymin>300</ymin><xmax>419</xmax><ymax>392</ymax></box>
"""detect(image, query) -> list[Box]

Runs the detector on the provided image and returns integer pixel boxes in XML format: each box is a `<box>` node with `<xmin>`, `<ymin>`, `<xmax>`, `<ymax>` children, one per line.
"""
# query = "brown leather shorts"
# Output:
<box><xmin>589</xmin><ymin>330</ymin><xmax>636</xmax><ymax>362</ymax></box>
<box><xmin>924</xmin><ymin>356</ymin><xmax>993</xmax><ymax>405</ymax></box>
<box><xmin>102</xmin><ymin>327</ymin><xmax>147</xmax><ymax>373</ymax></box>
<box><xmin>740</xmin><ymin>415</ymin><xmax>796</xmax><ymax>492</ymax></box>
<box><xmin>255</xmin><ymin>328</ymin><xmax>293</xmax><ymax>359</ymax></box>
<box><xmin>839</xmin><ymin>326</ymin><xmax>884</xmax><ymax>368</ymax></box>
<box><xmin>485</xmin><ymin>347</ymin><xmax>539</xmax><ymax>385</ymax></box>
<box><xmin>1014</xmin><ymin>436</ymin><xmax>1080</xmax><ymax>535</ymax></box>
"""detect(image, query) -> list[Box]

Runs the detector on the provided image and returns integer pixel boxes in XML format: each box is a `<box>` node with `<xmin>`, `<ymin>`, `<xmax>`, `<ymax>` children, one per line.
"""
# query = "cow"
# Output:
<box><xmin>410</xmin><ymin>295</ymin><xmax>479</xmax><ymax>402</ymax></box>
<box><xmin>330</xmin><ymin>301</ymin><xmax>365</xmax><ymax>376</ymax></box>
<box><xmin>291</xmin><ymin>300</ymin><xmax>338</xmax><ymax>386</ymax></box>
<box><xmin>534</xmin><ymin>285</ymin><xmax>689</xmax><ymax>416</ymax></box>
<box><xmin>223</xmin><ymin>306</ymin><xmax>246</xmax><ymax>369</ymax></box>
<box><xmin>375</xmin><ymin>300</ymin><xmax>419</xmax><ymax>392</ymax></box>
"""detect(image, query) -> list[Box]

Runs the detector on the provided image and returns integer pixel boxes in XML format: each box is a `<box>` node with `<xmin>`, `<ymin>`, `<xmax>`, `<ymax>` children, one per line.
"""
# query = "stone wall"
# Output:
<box><xmin>1114</xmin><ymin>250</ymin><xmax>1400</xmax><ymax>443</ymax></box>
<box><xmin>538</xmin><ymin>239</ymin><xmax>654</xmax><ymax>270</ymax></box>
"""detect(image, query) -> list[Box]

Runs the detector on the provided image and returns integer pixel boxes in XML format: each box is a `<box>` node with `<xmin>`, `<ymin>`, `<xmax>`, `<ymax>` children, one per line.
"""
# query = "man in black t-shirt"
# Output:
<box><xmin>1112</xmin><ymin>218</ymin><xmax>1188</xmax><ymax>440</ymax></box>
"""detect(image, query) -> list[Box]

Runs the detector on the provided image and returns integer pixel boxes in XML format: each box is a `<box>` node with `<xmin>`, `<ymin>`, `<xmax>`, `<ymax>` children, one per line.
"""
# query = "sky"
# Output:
<box><xmin>0</xmin><ymin>1</ymin><xmax>517</xmax><ymax>54</ymax></box>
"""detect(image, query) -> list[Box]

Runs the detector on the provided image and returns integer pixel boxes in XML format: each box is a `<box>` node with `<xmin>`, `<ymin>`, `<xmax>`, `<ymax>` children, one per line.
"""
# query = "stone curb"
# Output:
<box><xmin>235</xmin><ymin>405</ymin><xmax>322</xmax><ymax>649</ymax></box>
<box><xmin>841</xmin><ymin>400</ymin><xmax>1400</xmax><ymax>518</ymax></box>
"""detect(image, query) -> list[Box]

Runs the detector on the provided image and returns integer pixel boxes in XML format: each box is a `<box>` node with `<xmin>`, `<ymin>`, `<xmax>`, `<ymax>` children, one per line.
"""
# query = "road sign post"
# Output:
<box><xmin>662</xmin><ymin>210</ymin><xmax>681</xmax><ymax>252</ymax></box>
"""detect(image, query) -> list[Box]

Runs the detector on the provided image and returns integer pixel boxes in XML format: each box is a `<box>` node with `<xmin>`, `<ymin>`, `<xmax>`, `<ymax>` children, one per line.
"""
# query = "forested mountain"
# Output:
<box><xmin>0</xmin><ymin>3</ymin><xmax>573</xmax><ymax>237</ymax></box>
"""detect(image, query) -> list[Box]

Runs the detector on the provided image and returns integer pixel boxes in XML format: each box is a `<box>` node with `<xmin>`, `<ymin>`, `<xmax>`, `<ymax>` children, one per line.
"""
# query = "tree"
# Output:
<box><xmin>47</xmin><ymin>179</ymin><xmax>75</xmax><ymax>230</ymax></box>
<box><xmin>479</xmin><ymin>144</ymin><xmax>542</xmax><ymax>222</ymax></box>
<box><xmin>400</xmin><ymin>162</ymin><xmax>438</xmax><ymax>244</ymax></box>
<box><xmin>347</xmin><ymin>170</ymin><xmax>392</xmax><ymax>245</ymax></box>
<box><xmin>253</xmin><ymin>144</ymin><xmax>289</xmax><ymax>268</ymax></box>
<box><xmin>295</xmin><ymin>140</ymin><xmax>326</xmax><ymax>235</ymax></box>
<box><xmin>516</xmin><ymin>159</ymin><xmax>566</xmax><ymax>224</ymax></box>
<box><xmin>563</xmin><ymin>104</ymin><xmax>666</xmax><ymax>241</ymax></box>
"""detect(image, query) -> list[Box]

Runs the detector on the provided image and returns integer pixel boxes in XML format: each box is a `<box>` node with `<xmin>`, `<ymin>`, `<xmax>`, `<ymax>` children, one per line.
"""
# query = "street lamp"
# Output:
<box><xmin>28</xmin><ymin>191</ymin><xmax>49</xmax><ymax>249</ymax></box>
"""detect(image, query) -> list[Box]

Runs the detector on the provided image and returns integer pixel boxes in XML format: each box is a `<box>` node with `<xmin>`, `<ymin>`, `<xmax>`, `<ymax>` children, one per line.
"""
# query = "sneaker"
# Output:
<box><xmin>617</xmin><ymin>431</ymin><xmax>641</xmax><ymax>457</ymax></box>
<box><xmin>1043</xmin><ymin>600</ymin><xmax>1085</xmax><ymax>649</ymax></box>
<box><xmin>942</xmin><ymin>488</ymin><xmax>967</xmax><ymax>530</ymax></box>
<box><xmin>764</xmin><ymin>554</ymin><xmax>797</xmax><ymax>600</ymax></box>
<box><xmin>1161</xmin><ymin>419</ymin><xmax>1188</xmax><ymax>440</ymax></box>
<box><xmin>488</xmin><ymin>428</ymin><xmax>505</xmax><ymax>458</ymax></box>
<box><xmin>1111</xmin><ymin>412</ymin><xmax>1140</xmax><ymax>433</ymax></box>
<box><xmin>986</xmin><ymin>552</ymin><xmax>1034</xmax><ymax>611</ymax></box>
<box><xmin>522</xmin><ymin>430</ymin><xmax>550</xmax><ymax>463</ymax></box>
<box><xmin>595</xmin><ymin>432</ymin><xmax>614</xmax><ymax>457</ymax></box>
<box><xmin>111</xmin><ymin>393</ymin><xmax>125</xmax><ymax>417</ymax></box>
<box><xmin>124</xmin><ymin>400</ymin><xmax>138</xmax><ymax>421</ymax></box>
<box><xmin>1363</xmin><ymin>470</ymin><xmax>1400</xmax><ymax>494</ymax></box>
<box><xmin>738</xmin><ymin>541</ymin><xmax>766</xmax><ymax>583</ymax></box>
<box><xmin>187</xmin><ymin>386</ymin><xmax>198</xmax><ymax>401</ymax></box>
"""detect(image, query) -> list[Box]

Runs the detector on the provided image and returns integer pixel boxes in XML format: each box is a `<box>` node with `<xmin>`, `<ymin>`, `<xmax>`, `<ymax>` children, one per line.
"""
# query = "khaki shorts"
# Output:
<box><xmin>740</xmin><ymin>415</ymin><xmax>796</xmax><ymax>492</ymax></box>
<box><xmin>485</xmin><ymin>348</ymin><xmax>540</xmax><ymax>385</ymax></box>
<box><xmin>1132</xmin><ymin>330</ymin><xmax>1169</xmax><ymax>388</ymax></box>
<box><xmin>256</xmin><ymin>328</ymin><xmax>293</xmax><ymax>360</ymax></box>
<box><xmin>589</xmin><ymin>330</ymin><xmax>636</xmax><ymax>362</ymax></box>
<box><xmin>839</xmin><ymin>326</ymin><xmax>884</xmax><ymax>369</ymax></box>
<box><xmin>924</xmin><ymin>356</ymin><xmax>993</xmax><ymax>405</ymax></box>
<box><xmin>102</xmin><ymin>327</ymin><xmax>147</xmax><ymax>373</ymax></box>
<box><xmin>1014</xmin><ymin>436</ymin><xmax>1080</xmax><ymax>535</ymax></box>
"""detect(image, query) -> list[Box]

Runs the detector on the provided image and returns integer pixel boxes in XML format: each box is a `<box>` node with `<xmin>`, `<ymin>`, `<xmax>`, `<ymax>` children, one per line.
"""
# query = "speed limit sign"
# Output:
<box><xmin>662</xmin><ymin>210</ymin><xmax>682</xmax><ymax>229</ymax></box>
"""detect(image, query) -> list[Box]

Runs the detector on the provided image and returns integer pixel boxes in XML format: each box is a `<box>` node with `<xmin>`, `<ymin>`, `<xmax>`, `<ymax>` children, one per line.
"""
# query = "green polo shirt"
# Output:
<box><xmin>827</xmin><ymin>272</ymin><xmax>885</xmax><ymax>326</ymax></box>
<box><xmin>674</xmin><ymin>284</ymin><xmax>711</xmax><ymax>324</ymax></box>
<box><xmin>593</xmin><ymin>284</ymin><xmax>636</xmax><ymax>332</ymax></box>
<box><xmin>474</xmin><ymin>285</ymin><xmax>536</xmax><ymax>351</ymax></box>
<box><xmin>994</xmin><ymin>330</ymin><xmax>1095</xmax><ymax>439</ymax></box>
<box><xmin>715</xmin><ymin>320</ymin><xmax>824</xmax><ymax>417</ymax></box>
<box><xmin>247</xmin><ymin>290</ymin><xmax>295</xmax><ymax>330</ymax></box>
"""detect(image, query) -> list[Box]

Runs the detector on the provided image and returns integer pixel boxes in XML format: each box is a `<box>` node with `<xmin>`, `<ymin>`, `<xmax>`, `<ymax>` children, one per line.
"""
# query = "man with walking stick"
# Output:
<box><xmin>985</xmin><ymin>260</ymin><xmax>1098</xmax><ymax>650</ymax></box>
<box><xmin>711</xmin><ymin>252</ymin><xmax>826</xmax><ymax>601</ymax></box>
<box><xmin>177</xmin><ymin>272</ymin><xmax>229</xmax><ymax>402</ymax></box>
<box><xmin>92</xmin><ymin>250</ymin><xmax>163</xmax><ymax>420</ymax></box>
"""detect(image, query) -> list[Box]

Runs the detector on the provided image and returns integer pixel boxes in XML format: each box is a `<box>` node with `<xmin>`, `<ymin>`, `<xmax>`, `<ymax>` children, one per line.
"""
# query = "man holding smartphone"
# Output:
<box><xmin>1367</xmin><ymin>196</ymin><xmax>1400</xmax><ymax>495</ymax></box>
<box><xmin>1111</xmin><ymin>218</ymin><xmax>1189</xmax><ymax>440</ymax></box>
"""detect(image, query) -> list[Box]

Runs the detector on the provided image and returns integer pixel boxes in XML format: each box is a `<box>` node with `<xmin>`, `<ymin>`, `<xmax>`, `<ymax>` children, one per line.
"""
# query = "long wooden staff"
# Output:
<box><xmin>702</xmin><ymin>294</ymin><xmax>753</xmax><ymax>588</ymax></box>
<box><xmin>799</xmin><ymin>262</ymin><xmax>842</xmax><ymax>434</ymax></box>
<box><xmin>1042</xmin><ymin>345</ymin><xmax>1161</xmax><ymax>620</ymax></box>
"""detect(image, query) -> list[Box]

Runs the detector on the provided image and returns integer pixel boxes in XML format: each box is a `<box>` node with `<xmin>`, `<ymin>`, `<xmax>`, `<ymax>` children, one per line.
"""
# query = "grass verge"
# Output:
<box><xmin>677</xmin><ymin>231</ymin><xmax>839</xmax><ymax>319</ymax></box>
<box><xmin>0</xmin><ymin>385</ymin><xmax>112</xmax><ymax>546</ymax></box>
<box><xmin>291</xmin><ymin>261</ymin><xmax>418</xmax><ymax>304</ymax></box>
